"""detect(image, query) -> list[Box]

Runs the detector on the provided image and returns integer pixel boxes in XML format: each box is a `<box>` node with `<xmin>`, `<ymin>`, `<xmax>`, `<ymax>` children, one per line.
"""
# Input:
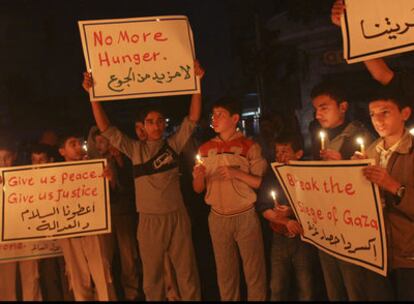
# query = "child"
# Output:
<box><xmin>57</xmin><ymin>132</ymin><xmax>117</xmax><ymax>301</ymax></box>
<box><xmin>82</xmin><ymin>61</ymin><xmax>204</xmax><ymax>301</ymax></box>
<box><xmin>256</xmin><ymin>133</ymin><xmax>317</xmax><ymax>301</ymax></box>
<box><xmin>0</xmin><ymin>139</ymin><xmax>42</xmax><ymax>301</ymax></box>
<box><xmin>355</xmin><ymin>87</ymin><xmax>414</xmax><ymax>301</ymax></box>
<box><xmin>88</xmin><ymin>127</ymin><xmax>143</xmax><ymax>301</ymax></box>
<box><xmin>30</xmin><ymin>143</ymin><xmax>74</xmax><ymax>301</ymax></box>
<box><xmin>192</xmin><ymin>97</ymin><xmax>267</xmax><ymax>301</ymax></box>
<box><xmin>310</xmin><ymin>80</ymin><xmax>376</xmax><ymax>301</ymax></box>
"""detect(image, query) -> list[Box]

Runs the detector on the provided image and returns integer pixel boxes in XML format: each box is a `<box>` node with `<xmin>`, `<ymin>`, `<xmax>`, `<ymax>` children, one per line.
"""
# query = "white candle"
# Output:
<box><xmin>270</xmin><ymin>190</ymin><xmax>277</xmax><ymax>202</ymax></box>
<box><xmin>319</xmin><ymin>131</ymin><xmax>326</xmax><ymax>150</ymax></box>
<box><xmin>356</xmin><ymin>137</ymin><xmax>365</xmax><ymax>154</ymax></box>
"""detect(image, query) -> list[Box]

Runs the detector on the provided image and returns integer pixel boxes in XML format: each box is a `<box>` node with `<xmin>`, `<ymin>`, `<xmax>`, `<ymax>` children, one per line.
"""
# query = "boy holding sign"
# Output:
<box><xmin>83</xmin><ymin>61</ymin><xmax>204</xmax><ymax>301</ymax></box>
<box><xmin>192</xmin><ymin>97</ymin><xmax>267</xmax><ymax>301</ymax></box>
<box><xmin>310</xmin><ymin>80</ymin><xmax>376</xmax><ymax>301</ymax></box>
<box><xmin>0</xmin><ymin>139</ymin><xmax>42</xmax><ymax>301</ymax></box>
<box><xmin>355</xmin><ymin>87</ymin><xmax>414</xmax><ymax>301</ymax></box>
<box><xmin>57</xmin><ymin>132</ymin><xmax>117</xmax><ymax>301</ymax></box>
<box><xmin>256</xmin><ymin>133</ymin><xmax>317</xmax><ymax>301</ymax></box>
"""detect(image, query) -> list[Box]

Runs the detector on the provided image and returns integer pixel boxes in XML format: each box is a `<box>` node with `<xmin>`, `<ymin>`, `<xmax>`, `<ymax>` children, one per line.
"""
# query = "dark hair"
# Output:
<box><xmin>136</xmin><ymin>105</ymin><xmax>165</xmax><ymax>123</ymax></box>
<box><xmin>58</xmin><ymin>130</ymin><xmax>82</xmax><ymax>148</ymax></box>
<box><xmin>369</xmin><ymin>84</ymin><xmax>411</xmax><ymax>110</ymax></box>
<box><xmin>310</xmin><ymin>80</ymin><xmax>347</xmax><ymax>104</ymax></box>
<box><xmin>30</xmin><ymin>143</ymin><xmax>54</xmax><ymax>159</ymax></box>
<box><xmin>274</xmin><ymin>132</ymin><xmax>304</xmax><ymax>152</ymax></box>
<box><xmin>211</xmin><ymin>96</ymin><xmax>242</xmax><ymax>116</ymax></box>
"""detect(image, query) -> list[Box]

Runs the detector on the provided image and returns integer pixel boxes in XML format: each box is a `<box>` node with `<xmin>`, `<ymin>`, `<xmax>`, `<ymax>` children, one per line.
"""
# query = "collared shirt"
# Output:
<box><xmin>375</xmin><ymin>135</ymin><xmax>404</xmax><ymax>169</ymax></box>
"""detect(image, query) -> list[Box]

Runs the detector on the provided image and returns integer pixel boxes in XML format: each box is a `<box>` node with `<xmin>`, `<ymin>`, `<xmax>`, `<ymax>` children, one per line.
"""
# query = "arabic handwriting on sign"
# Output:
<box><xmin>347</xmin><ymin>237</ymin><xmax>377</xmax><ymax>257</ymax></box>
<box><xmin>361</xmin><ymin>17</ymin><xmax>414</xmax><ymax>40</ymax></box>
<box><xmin>107</xmin><ymin>65</ymin><xmax>193</xmax><ymax>92</ymax></box>
<box><xmin>179</xmin><ymin>65</ymin><xmax>191</xmax><ymax>79</ymax></box>
<box><xmin>25</xmin><ymin>203</ymin><xmax>95</xmax><ymax>233</ymax></box>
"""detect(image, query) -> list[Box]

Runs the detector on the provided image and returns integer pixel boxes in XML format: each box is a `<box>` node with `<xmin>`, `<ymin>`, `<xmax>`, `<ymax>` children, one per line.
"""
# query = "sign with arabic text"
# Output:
<box><xmin>341</xmin><ymin>0</ymin><xmax>414</xmax><ymax>63</ymax></box>
<box><xmin>0</xmin><ymin>159</ymin><xmax>111</xmax><ymax>243</ymax></box>
<box><xmin>272</xmin><ymin>160</ymin><xmax>387</xmax><ymax>276</ymax></box>
<box><xmin>78</xmin><ymin>15</ymin><xmax>200</xmax><ymax>101</ymax></box>
<box><xmin>0</xmin><ymin>240</ymin><xmax>62</xmax><ymax>264</ymax></box>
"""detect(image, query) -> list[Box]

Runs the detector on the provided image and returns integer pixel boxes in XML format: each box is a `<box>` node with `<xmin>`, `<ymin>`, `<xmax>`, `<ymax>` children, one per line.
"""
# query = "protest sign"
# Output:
<box><xmin>0</xmin><ymin>240</ymin><xmax>62</xmax><ymax>264</ymax></box>
<box><xmin>78</xmin><ymin>15</ymin><xmax>200</xmax><ymax>101</ymax></box>
<box><xmin>341</xmin><ymin>0</ymin><xmax>414</xmax><ymax>63</ymax></box>
<box><xmin>272</xmin><ymin>160</ymin><xmax>387</xmax><ymax>276</ymax></box>
<box><xmin>0</xmin><ymin>159</ymin><xmax>111</xmax><ymax>243</ymax></box>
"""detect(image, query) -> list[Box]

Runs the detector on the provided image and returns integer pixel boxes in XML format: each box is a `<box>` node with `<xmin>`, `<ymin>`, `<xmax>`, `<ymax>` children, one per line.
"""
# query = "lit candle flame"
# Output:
<box><xmin>270</xmin><ymin>190</ymin><xmax>276</xmax><ymax>201</ymax></box>
<box><xmin>196</xmin><ymin>154</ymin><xmax>203</xmax><ymax>165</ymax></box>
<box><xmin>410</xmin><ymin>128</ymin><xmax>414</xmax><ymax>136</ymax></box>
<box><xmin>356</xmin><ymin>137</ymin><xmax>365</xmax><ymax>154</ymax></box>
<box><xmin>319</xmin><ymin>131</ymin><xmax>326</xmax><ymax>150</ymax></box>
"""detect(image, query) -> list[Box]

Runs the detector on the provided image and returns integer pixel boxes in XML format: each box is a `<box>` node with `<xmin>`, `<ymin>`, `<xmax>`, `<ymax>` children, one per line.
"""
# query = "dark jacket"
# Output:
<box><xmin>366</xmin><ymin>130</ymin><xmax>414</xmax><ymax>269</ymax></box>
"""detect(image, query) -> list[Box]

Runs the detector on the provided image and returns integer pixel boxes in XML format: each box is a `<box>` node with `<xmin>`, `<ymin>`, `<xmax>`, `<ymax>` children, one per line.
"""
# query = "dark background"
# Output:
<box><xmin>1</xmin><ymin>0</ymin><xmax>334</xmax><ymax>140</ymax></box>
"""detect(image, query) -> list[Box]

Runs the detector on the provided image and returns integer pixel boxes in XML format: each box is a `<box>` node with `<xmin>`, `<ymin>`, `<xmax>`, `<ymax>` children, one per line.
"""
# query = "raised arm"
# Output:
<box><xmin>82</xmin><ymin>71</ymin><xmax>110</xmax><ymax>132</ymax></box>
<box><xmin>330</xmin><ymin>0</ymin><xmax>395</xmax><ymax>85</ymax></box>
<box><xmin>363</xmin><ymin>59</ymin><xmax>395</xmax><ymax>85</ymax></box>
<box><xmin>188</xmin><ymin>60</ymin><xmax>205</xmax><ymax>123</ymax></box>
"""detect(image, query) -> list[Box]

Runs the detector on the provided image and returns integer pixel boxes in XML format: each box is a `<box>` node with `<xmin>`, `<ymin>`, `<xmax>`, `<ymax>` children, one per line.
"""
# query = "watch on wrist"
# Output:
<box><xmin>396</xmin><ymin>185</ymin><xmax>406</xmax><ymax>199</ymax></box>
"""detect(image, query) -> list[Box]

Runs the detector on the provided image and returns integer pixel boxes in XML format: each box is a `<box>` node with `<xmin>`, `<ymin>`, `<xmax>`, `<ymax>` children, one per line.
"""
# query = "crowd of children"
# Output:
<box><xmin>0</xmin><ymin>0</ymin><xmax>414</xmax><ymax>301</ymax></box>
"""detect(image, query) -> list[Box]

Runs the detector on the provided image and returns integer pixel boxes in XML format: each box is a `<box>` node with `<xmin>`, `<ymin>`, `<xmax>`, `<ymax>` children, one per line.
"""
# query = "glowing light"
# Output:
<box><xmin>356</xmin><ymin>137</ymin><xmax>365</xmax><ymax>154</ymax></box>
<box><xmin>270</xmin><ymin>190</ymin><xmax>276</xmax><ymax>201</ymax></box>
<box><xmin>319</xmin><ymin>131</ymin><xmax>326</xmax><ymax>150</ymax></box>
<box><xmin>196</xmin><ymin>154</ymin><xmax>203</xmax><ymax>165</ymax></box>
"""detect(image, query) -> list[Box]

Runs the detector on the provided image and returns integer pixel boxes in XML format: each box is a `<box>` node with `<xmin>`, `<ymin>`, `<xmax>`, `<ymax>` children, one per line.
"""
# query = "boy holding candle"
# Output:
<box><xmin>310</xmin><ymin>80</ymin><xmax>376</xmax><ymax>301</ymax></box>
<box><xmin>354</xmin><ymin>87</ymin><xmax>414</xmax><ymax>300</ymax></box>
<box><xmin>192</xmin><ymin>97</ymin><xmax>268</xmax><ymax>301</ymax></box>
<box><xmin>256</xmin><ymin>133</ymin><xmax>318</xmax><ymax>301</ymax></box>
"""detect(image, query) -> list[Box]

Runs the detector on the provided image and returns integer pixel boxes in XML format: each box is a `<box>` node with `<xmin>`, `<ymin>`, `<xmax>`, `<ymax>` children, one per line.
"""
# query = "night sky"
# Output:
<box><xmin>1</xmin><ymin>0</ymin><xmax>286</xmax><ymax>139</ymax></box>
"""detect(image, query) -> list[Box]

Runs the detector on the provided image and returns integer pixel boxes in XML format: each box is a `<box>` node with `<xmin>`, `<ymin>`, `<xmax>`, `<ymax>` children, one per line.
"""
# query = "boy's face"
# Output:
<box><xmin>211</xmin><ymin>107</ymin><xmax>239</xmax><ymax>134</ymax></box>
<box><xmin>369</xmin><ymin>100</ymin><xmax>411</xmax><ymax>139</ymax></box>
<box><xmin>59</xmin><ymin>137</ymin><xmax>83</xmax><ymax>161</ymax></box>
<box><xmin>94</xmin><ymin>135</ymin><xmax>110</xmax><ymax>155</ymax></box>
<box><xmin>135</xmin><ymin>121</ymin><xmax>147</xmax><ymax>141</ymax></box>
<box><xmin>0</xmin><ymin>149</ymin><xmax>16</xmax><ymax>168</ymax></box>
<box><xmin>312</xmin><ymin>94</ymin><xmax>347</xmax><ymax>129</ymax></box>
<box><xmin>31</xmin><ymin>152</ymin><xmax>50</xmax><ymax>164</ymax></box>
<box><xmin>144</xmin><ymin>111</ymin><xmax>165</xmax><ymax>141</ymax></box>
<box><xmin>275</xmin><ymin>143</ymin><xmax>303</xmax><ymax>163</ymax></box>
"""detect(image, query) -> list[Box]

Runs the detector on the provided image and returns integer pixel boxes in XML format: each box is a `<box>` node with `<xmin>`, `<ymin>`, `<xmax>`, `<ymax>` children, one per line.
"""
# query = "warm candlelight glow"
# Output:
<box><xmin>356</xmin><ymin>137</ymin><xmax>365</xmax><ymax>154</ymax></box>
<box><xmin>410</xmin><ymin>128</ymin><xmax>414</xmax><ymax>136</ymax></box>
<box><xmin>196</xmin><ymin>154</ymin><xmax>203</xmax><ymax>165</ymax></box>
<box><xmin>319</xmin><ymin>131</ymin><xmax>326</xmax><ymax>150</ymax></box>
<box><xmin>270</xmin><ymin>190</ymin><xmax>276</xmax><ymax>201</ymax></box>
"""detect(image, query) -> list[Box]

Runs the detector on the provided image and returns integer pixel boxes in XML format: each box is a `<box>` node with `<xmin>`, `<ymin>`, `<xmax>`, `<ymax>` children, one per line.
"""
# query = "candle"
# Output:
<box><xmin>196</xmin><ymin>154</ymin><xmax>203</xmax><ymax>165</ymax></box>
<box><xmin>270</xmin><ymin>190</ymin><xmax>276</xmax><ymax>201</ymax></box>
<box><xmin>356</xmin><ymin>137</ymin><xmax>365</xmax><ymax>154</ymax></box>
<box><xmin>319</xmin><ymin>131</ymin><xmax>326</xmax><ymax>150</ymax></box>
<box><xmin>410</xmin><ymin>128</ymin><xmax>414</xmax><ymax>136</ymax></box>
